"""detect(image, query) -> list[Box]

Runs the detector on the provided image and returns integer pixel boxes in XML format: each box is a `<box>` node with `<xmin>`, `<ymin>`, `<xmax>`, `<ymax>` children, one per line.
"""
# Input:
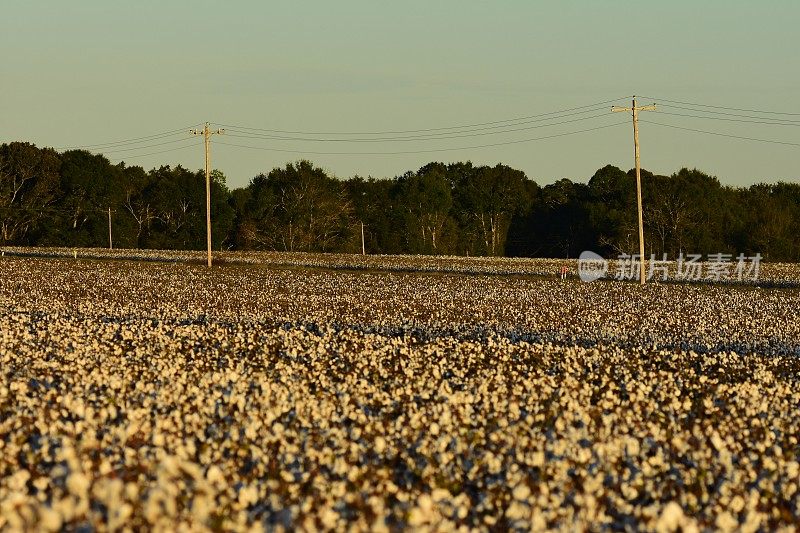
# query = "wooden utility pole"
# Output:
<box><xmin>108</xmin><ymin>207</ymin><xmax>113</xmax><ymax>250</ymax></box>
<box><xmin>612</xmin><ymin>97</ymin><xmax>656</xmax><ymax>285</ymax></box>
<box><xmin>361</xmin><ymin>222</ymin><xmax>366</xmax><ymax>255</ymax></box>
<box><xmin>190</xmin><ymin>123</ymin><xmax>224</xmax><ymax>267</ymax></box>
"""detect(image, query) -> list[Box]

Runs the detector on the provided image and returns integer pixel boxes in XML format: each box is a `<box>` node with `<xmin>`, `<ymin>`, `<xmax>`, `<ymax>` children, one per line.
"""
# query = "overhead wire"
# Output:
<box><xmin>100</xmin><ymin>137</ymin><xmax>202</xmax><ymax>155</ymax></box>
<box><xmin>654</xmin><ymin>104</ymin><xmax>800</xmax><ymax>123</ymax></box>
<box><xmin>210</xmin><ymin>97</ymin><xmax>629</xmax><ymax>136</ymax></box>
<box><xmin>636</xmin><ymin>96</ymin><xmax>800</xmax><ymax>117</ymax></box>
<box><xmin>22</xmin><ymin>99</ymin><xmax>634</xmax><ymax>163</ymax></box>
<box><xmin>114</xmin><ymin>140</ymin><xmax>204</xmax><ymax>161</ymax></box>
<box><xmin>18</xmin><ymin>95</ymin><xmax>800</xmax><ymax>165</ymax></box>
<box><xmin>220</xmin><ymin>108</ymin><xmax>613</xmax><ymax>142</ymax></box>
<box><xmin>640</xmin><ymin>120</ymin><xmax>800</xmax><ymax>148</ymax></box>
<box><xmin>214</xmin><ymin>121</ymin><xmax>630</xmax><ymax>156</ymax></box>
<box><xmin>630</xmin><ymin>96</ymin><xmax>800</xmax><ymax>150</ymax></box>
<box><xmin>221</xmin><ymin>111</ymin><xmax>615</xmax><ymax>143</ymax></box>
<box><xmin>655</xmin><ymin>111</ymin><xmax>800</xmax><ymax>127</ymax></box>
<box><xmin>54</xmin><ymin>124</ymin><xmax>203</xmax><ymax>151</ymax></box>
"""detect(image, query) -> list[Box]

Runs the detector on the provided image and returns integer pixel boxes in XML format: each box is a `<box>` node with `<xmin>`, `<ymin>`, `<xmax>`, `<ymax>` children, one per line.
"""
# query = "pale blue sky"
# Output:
<box><xmin>3</xmin><ymin>1</ymin><xmax>798</xmax><ymax>188</ymax></box>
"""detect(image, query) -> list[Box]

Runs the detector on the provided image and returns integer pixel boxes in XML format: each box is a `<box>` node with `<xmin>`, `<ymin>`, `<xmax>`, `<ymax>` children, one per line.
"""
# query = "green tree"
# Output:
<box><xmin>42</xmin><ymin>150</ymin><xmax>126</xmax><ymax>247</ymax></box>
<box><xmin>240</xmin><ymin>161</ymin><xmax>352</xmax><ymax>252</ymax></box>
<box><xmin>0</xmin><ymin>142</ymin><xmax>61</xmax><ymax>244</ymax></box>
<box><xmin>455</xmin><ymin>164</ymin><xmax>531</xmax><ymax>256</ymax></box>
<box><xmin>586</xmin><ymin>165</ymin><xmax>637</xmax><ymax>256</ymax></box>
<box><xmin>743</xmin><ymin>182</ymin><xmax>800</xmax><ymax>261</ymax></box>
<box><xmin>394</xmin><ymin>166</ymin><xmax>454</xmax><ymax>254</ymax></box>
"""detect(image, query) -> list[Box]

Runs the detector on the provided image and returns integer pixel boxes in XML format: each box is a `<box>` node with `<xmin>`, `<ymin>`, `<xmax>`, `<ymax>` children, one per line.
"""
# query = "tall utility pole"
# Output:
<box><xmin>190</xmin><ymin>123</ymin><xmax>224</xmax><ymax>267</ymax></box>
<box><xmin>612</xmin><ymin>97</ymin><xmax>656</xmax><ymax>286</ymax></box>
<box><xmin>361</xmin><ymin>222</ymin><xmax>366</xmax><ymax>255</ymax></box>
<box><xmin>108</xmin><ymin>207</ymin><xmax>113</xmax><ymax>250</ymax></box>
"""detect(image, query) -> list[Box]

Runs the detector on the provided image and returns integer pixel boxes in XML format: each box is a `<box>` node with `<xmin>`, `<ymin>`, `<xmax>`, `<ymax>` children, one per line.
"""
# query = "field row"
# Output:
<box><xmin>3</xmin><ymin>247</ymin><xmax>800</xmax><ymax>286</ymax></box>
<box><xmin>1</xmin><ymin>256</ymin><xmax>799</xmax><ymax>531</ymax></box>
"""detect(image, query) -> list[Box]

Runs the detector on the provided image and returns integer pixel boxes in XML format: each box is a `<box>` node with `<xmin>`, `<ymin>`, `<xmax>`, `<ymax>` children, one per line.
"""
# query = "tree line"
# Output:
<box><xmin>1</xmin><ymin>141</ymin><xmax>799</xmax><ymax>261</ymax></box>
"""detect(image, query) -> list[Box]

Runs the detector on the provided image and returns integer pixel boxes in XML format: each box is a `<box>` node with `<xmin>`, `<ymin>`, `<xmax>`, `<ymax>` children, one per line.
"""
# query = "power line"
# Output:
<box><xmin>220</xmin><ymin>108</ymin><xmax>612</xmax><ymax>142</ymax></box>
<box><xmin>210</xmin><ymin>97</ymin><xmax>629</xmax><ymax>136</ymax></box>
<box><xmin>636</xmin><ymin>96</ymin><xmax>800</xmax><ymax>117</ymax></box>
<box><xmin>15</xmin><ymin>95</ymin><xmax>800</xmax><ymax>168</ymax></box>
<box><xmin>214</xmin><ymin>121</ymin><xmax>629</xmax><ymax>155</ymax></box>
<box><xmin>657</xmin><ymin>111</ymin><xmax>800</xmax><ymax>127</ymax></box>
<box><xmin>98</xmin><ymin>137</ymin><xmax>202</xmax><ymax>155</ymax></box>
<box><xmin>116</xmin><ymin>141</ymin><xmax>203</xmax><ymax>161</ymax></box>
<box><xmin>221</xmin><ymin>111</ymin><xmax>613</xmax><ymax>143</ymax></box>
<box><xmin>656</xmin><ymin>104</ymin><xmax>800</xmax><ymax>123</ymax></box>
<box><xmin>54</xmin><ymin>124</ymin><xmax>202</xmax><ymax>151</ymax></box>
<box><xmin>28</xmin><ymin>98</ymin><xmax>629</xmax><ymax>162</ymax></box>
<box><xmin>640</xmin><ymin>119</ymin><xmax>800</xmax><ymax>147</ymax></box>
<box><xmin>22</xmin><ymin>98</ymin><xmax>630</xmax><ymax>159</ymax></box>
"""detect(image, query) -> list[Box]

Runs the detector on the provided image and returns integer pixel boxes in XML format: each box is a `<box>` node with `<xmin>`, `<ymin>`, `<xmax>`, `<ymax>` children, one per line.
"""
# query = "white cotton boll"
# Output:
<box><xmin>531</xmin><ymin>451</ymin><xmax>545</xmax><ymax>467</ymax></box>
<box><xmin>655</xmin><ymin>502</ymin><xmax>684</xmax><ymax>533</ymax></box>
<box><xmin>38</xmin><ymin>507</ymin><xmax>62</xmax><ymax>532</ymax></box>
<box><xmin>238</xmin><ymin>485</ymin><xmax>259</xmax><ymax>507</ymax></box>
<box><xmin>66</xmin><ymin>472</ymin><xmax>90</xmax><ymax>498</ymax></box>
<box><xmin>786</xmin><ymin>461</ymin><xmax>799</xmax><ymax>479</ymax></box>
<box><xmin>730</xmin><ymin>495</ymin><xmax>745</xmax><ymax>513</ymax></box>
<box><xmin>512</xmin><ymin>484</ymin><xmax>531</xmax><ymax>501</ymax></box>
<box><xmin>207</xmin><ymin>465</ymin><xmax>226</xmax><ymax>486</ymax></box>
<box><xmin>8</xmin><ymin>470</ymin><xmax>30</xmax><ymax>491</ymax></box>
<box><xmin>715</xmin><ymin>512</ymin><xmax>739</xmax><ymax>532</ymax></box>
<box><xmin>506</xmin><ymin>501</ymin><xmax>529</xmax><ymax>521</ymax></box>
<box><xmin>320</xmin><ymin>507</ymin><xmax>339</xmax><ymax>529</ymax></box>
<box><xmin>374</xmin><ymin>436</ymin><xmax>387</xmax><ymax>454</ymax></box>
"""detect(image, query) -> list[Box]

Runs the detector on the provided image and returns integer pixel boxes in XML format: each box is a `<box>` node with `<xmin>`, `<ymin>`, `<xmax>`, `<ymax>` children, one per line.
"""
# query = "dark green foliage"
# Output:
<box><xmin>0</xmin><ymin>143</ymin><xmax>236</xmax><ymax>251</ymax></box>
<box><xmin>0</xmin><ymin>142</ymin><xmax>61</xmax><ymax>245</ymax></box>
<box><xmin>236</xmin><ymin>160</ymin><xmax>352</xmax><ymax>252</ymax></box>
<box><xmin>2</xmin><ymin>141</ymin><xmax>799</xmax><ymax>260</ymax></box>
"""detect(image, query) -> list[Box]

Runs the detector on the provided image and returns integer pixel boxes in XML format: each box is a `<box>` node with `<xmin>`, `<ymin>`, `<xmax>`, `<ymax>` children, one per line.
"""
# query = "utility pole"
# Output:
<box><xmin>361</xmin><ymin>221</ymin><xmax>366</xmax><ymax>255</ymax></box>
<box><xmin>108</xmin><ymin>207</ymin><xmax>113</xmax><ymax>250</ymax></box>
<box><xmin>190</xmin><ymin>123</ymin><xmax>224</xmax><ymax>267</ymax></box>
<box><xmin>612</xmin><ymin>97</ymin><xmax>656</xmax><ymax>286</ymax></box>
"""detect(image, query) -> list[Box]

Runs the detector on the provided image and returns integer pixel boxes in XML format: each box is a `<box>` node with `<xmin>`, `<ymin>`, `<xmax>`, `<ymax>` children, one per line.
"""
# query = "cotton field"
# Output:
<box><xmin>1</xmin><ymin>253</ymin><xmax>799</xmax><ymax>531</ymax></box>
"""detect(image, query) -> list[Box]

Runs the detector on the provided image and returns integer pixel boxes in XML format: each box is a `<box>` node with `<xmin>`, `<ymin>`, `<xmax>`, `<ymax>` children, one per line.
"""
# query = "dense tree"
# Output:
<box><xmin>238</xmin><ymin>161</ymin><xmax>352</xmax><ymax>252</ymax></box>
<box><xmin>520</xmin><ymin>178</ymin><xmax>593</xmax><ymax>258</ymax></box>
<box><xmin>2</xmin><ymin>141</ymin><xmax>799</xmax><ymax>261</ymax></box>
<box><xmin>394</xmin><ymin>166</ymin><xmax>454</xmax><ymax>254</ymax></box>
<box><xmin>344</xmin><ymin>176</ymin><xmax>402</xmax><ymax>254</ymax></box>
<box><xmin>0</xmin><ymin>142</ymin><xmax>61</xmax><ymax>244</ymax></box>
<box><xmin>453</xmin><ymin>164</ymin><xmax>532</xmax><ymax>256</ymax></box>
<box><xmin>585</xmin><ymin>165</ymin><xmax>637</xmax><ymax>256</ymax></box>
<box><xmin>743</xmin><ymin>182</ymin><xmax>800</xmax><ymax>261</ymax></box>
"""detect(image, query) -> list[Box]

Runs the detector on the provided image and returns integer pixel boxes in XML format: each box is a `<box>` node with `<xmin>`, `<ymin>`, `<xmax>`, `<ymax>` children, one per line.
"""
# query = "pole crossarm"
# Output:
<box><xmin>190</xmin><ymin>127</ymin><xmax>225</xmax><ymax>136</ymax></box>
<box><xmin>612</xmin><ymin>104</ymin><xmax>657</xmax><ymax>113</ymax></box>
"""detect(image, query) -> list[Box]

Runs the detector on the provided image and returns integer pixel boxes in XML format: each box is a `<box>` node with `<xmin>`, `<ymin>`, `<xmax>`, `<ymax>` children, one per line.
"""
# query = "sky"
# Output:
<box><xmin>2</xmin><ymin>1</ymin><xmax>799</xmax><ymax>189</ymax></box>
